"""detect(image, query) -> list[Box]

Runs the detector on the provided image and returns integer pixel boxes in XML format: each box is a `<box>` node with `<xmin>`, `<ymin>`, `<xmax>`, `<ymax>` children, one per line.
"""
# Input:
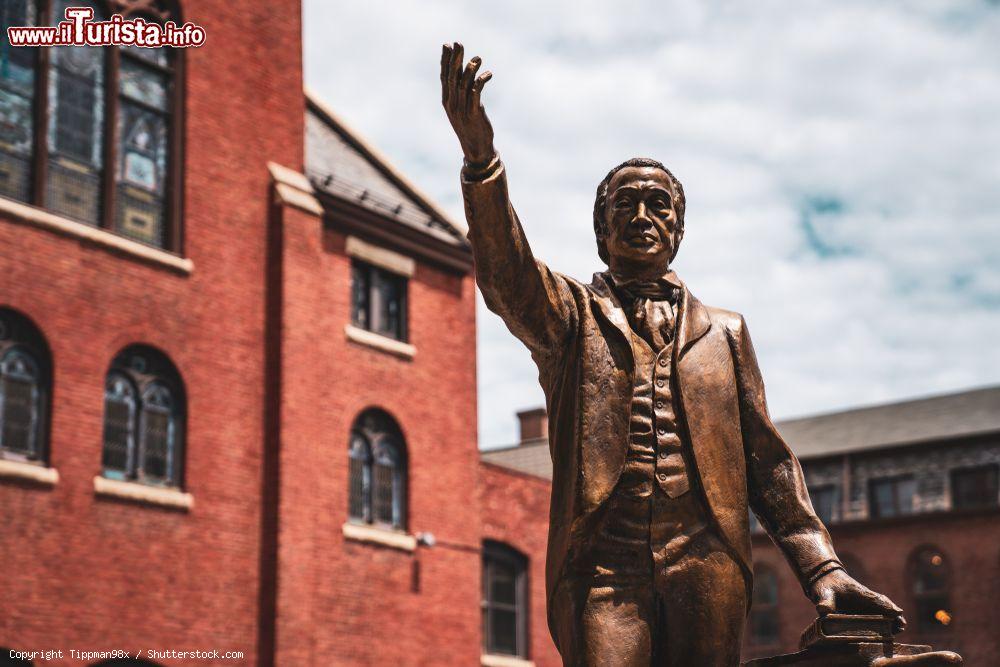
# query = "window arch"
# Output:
<box><xmin>0</xmin><ymin>308</ymin><xmax>52</xmax><ymax>463</ymax></box>
<box><xmin>909</xmin><ymin>546</ymin><xmax>953</xmax><ymax>633</ymax></box>
<box><xmin>101</xmin><ymin>344</ymin><xmax>184</xmax><ymax>486</ymax></box>
<box><xmin>0</xmin><ymin>0</ymin><xmax>184</xmax><ymax>251</ymax></box>
<box><xmin>748</xmin><ymin>565</ymin><xmax>780</xmax><ymax>646</ymax></box>
<box><xmin>482</xmin><ymin>541</ymin><xmax>529</xmax><ymax>659</ymax></box>
<box><xmin>347</xmin><ymin>408</ymin><xmax>406</xmax><ymax>530</ymax></box>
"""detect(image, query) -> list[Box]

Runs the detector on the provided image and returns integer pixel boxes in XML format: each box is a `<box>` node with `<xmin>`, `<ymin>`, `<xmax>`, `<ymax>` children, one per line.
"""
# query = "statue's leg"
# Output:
<box><xmin>655</xmin><ymin>532</ymin><xmax>747</xmax><ymax>667</ymax></box>
<box><xmin>576</xmin><ymin>575</ymin><xmax>655</xmax><ymax>667</ymax></box>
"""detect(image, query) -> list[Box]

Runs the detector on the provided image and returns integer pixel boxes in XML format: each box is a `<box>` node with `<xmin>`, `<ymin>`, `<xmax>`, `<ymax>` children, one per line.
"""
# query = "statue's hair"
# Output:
<box><xmin>592</xmin><ymin>158</ymin><xmax>686</xmax><ymax>265</ymax></box>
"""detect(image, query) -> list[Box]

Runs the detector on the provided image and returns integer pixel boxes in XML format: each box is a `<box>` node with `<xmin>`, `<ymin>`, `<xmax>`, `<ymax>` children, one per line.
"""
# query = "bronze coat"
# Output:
<box><xmin>462</xmin><ymin>162</ymin><xmax>839</xmax><ymax>658</ymax></box>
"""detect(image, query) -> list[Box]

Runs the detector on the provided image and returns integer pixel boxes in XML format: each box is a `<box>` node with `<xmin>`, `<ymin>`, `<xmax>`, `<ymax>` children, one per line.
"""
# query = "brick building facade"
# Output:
<box><xmin>0</xmin><ymin>1</ymin><xmax>491</xmax><ymax>665</ymax></box>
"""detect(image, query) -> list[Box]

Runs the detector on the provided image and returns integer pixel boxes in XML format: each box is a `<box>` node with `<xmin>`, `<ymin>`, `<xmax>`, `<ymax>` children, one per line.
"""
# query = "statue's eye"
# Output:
<box><xmin>652</xmin><ymin>197</ymin><xmax>669</xmax><ymax>210</ymax></box>
<box><xmin>614</xmin><ymin>199</ymin><xmax>631</xmax><ymax>210</ymax></box>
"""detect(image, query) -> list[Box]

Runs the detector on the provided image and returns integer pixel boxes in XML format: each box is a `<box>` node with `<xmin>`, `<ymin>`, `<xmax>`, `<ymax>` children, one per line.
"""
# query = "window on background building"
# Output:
<box><xmin>101</xmin><ymin>345</ymin><xmax>184</xmax><ymax>487</ymax></box>
<box><xmin>0</xmin><ymin>309</ymin><xmax>51</xmax><ymax>463</ymax></box>
<box><xmin>910</xmin><ymin>547</ymin><xmax>953</xmax><ymax>633</ymax></box>
<box><xmin>347</xmin><ymin>409</ymin><xmax>406</xmax><ymax>530</ymax></box>
<box><xmin>808</xmin><ymin>484</ymin><xmax>839</xmax><ymax>525</ymax></box>
<box><xmin>951</xmin><ymin>465</ymin><xmax>999</xmax><ymax>510</ymax></box>
<box><xmin>749</xmin><ymin>565</ymin><xmax>780</xmax><ymax>646</ymax></box>
<box><xmin>351</xmin><ymin>260</ymin><xmax>408</xmax><ymax>341</ymax></box>
<box><xmin>869</xmin><ymin>475</ymin><xmax>916</xmax><ymax>519</ymax></box>
<box><xmin>482</xmin><ymin>541</ymin><xmax>528</xmax><ymax>659</ymax></box>
<box><xmin>0</xmin><ymin>0</ymin><xmax>183</xmax><ymax>251</ymax></box>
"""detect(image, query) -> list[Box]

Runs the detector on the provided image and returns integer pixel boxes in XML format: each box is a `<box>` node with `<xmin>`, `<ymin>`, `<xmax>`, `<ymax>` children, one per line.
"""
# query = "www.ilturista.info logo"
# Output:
<box><xmin>7</xmin><ymin>7</ymin><xmax>206</xmax><ymax>48</ymax></box>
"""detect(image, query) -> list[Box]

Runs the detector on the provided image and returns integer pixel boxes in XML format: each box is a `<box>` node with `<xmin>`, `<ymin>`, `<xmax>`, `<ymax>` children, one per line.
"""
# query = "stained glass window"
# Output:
<box><xmin>46</xmin><ymin>0</ymin><xmax>105</xmax><ymax>224</ymax></box>
<box><xmin>348</xmin><ymin>410</ymin><xmax>407</xmax><ymax>530</ymax></box>
<box><xmin>116</xmin><ymin>45</ymin><xmax>172</xmax><ymax>246</ymax></box>
<box><xmin>0</xmin><ymin>1</ymin><xmax>182</xmax><ymax>251</ymax></box>
<box><xmin>101</xmin><ymin>347</ymin><xmax>184</xmax><ymax>487</ymax></box>
<box><xmin>348</xmin><ymin>434</ymin><xmax>372</xmax><ymax>522</ymax></box>
<box><xmin>0</xmin><ymin>308</ymin><xmax>51</xmax><ymax>463</ymax></box>
<box><xmin>0</xmin><ymin>0</ymin><xmax>37</xmax><ymax>203</ymax></box>
<box><xmin>102</xmin><ymin>373</ymin><xmax>136</xmax><ymax>478</ymax></box>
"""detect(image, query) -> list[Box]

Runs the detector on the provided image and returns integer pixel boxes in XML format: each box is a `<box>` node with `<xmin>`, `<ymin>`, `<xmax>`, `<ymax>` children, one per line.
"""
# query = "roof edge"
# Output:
<box><xmin>304</xmin><ymin>87</ymin><xmax>468</xmax><ymax>237</ymax></box>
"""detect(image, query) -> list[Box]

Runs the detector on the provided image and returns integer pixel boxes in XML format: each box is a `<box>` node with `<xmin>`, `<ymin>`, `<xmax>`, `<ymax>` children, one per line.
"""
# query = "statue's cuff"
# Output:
<box><xmin>804</xmin><ymin>559</ymin><xmax>844</xmax><ymax>591</ymax></box>
<box><xmin>462</xmin><ymin>153</ymin><xmax>502</xmax><ymax>181</ymax></box>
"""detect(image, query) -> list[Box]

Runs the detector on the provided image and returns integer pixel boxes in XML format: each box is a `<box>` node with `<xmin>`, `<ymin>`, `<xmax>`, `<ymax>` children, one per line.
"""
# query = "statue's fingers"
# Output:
<box><xmin>441</xmin><ymin>44</ymin><xmax>453</xmax><ymax>105</ymax></box>
<box><xmin>471</xmin><ymin>71</ymin><xmax>493</xmax><ymax>109</ymax></box>
<box><xmin>448</xmin><ymin>42</ymin><xmax>464</xmax><ymax>99</ymax></box>
<box><xmin>463</xmin><ymin>58</ymin><xmax>483</xmax><ymax>112</ymax></box>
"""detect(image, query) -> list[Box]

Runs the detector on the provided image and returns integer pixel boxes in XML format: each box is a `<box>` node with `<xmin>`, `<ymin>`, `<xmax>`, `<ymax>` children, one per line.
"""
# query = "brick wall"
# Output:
<box><xmin>480</xmin><ymin>463</ymin><xmax>562</xmax><ymax>667</ymax></box>
<box><xmin>271</xmin><ymin>202</ymin><xmax>480</xmax><ymax>665</ymax></box>
<box><xmin>0</xmin><ymin>0</ymin><xmax>303</xmax><ymax>663</ymax></box>
<box><xmin>744</xmin><ymin>511</ymin><xmax>1000</xmax><ymax>666</ymax></box>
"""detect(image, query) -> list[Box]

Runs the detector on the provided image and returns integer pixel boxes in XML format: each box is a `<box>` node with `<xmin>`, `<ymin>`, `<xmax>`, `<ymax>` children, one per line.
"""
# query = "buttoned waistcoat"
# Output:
<box><xmin>461</xmin><ymin>160</ymin><xmax>840</xmax><ymax>660</ymax></box>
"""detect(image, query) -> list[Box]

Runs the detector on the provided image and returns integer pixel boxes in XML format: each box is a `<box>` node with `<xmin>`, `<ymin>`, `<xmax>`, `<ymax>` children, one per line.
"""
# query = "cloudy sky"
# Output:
<box><xmin>304</xmin><ymin>1</ymin><xmax>1000</xmax><ymax>449</ymax></box>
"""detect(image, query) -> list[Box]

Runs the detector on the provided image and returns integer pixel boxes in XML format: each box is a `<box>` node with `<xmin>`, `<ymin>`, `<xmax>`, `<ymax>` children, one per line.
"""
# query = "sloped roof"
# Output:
<box><xmin>480</xmin><ymin>386</ymin><xmax>1000</xmax><ymax>480</ymax></box>
<box><xmin>304</xmin><ymin>89</ymin><xmax>467</xmax><ymax>247</ymax></box>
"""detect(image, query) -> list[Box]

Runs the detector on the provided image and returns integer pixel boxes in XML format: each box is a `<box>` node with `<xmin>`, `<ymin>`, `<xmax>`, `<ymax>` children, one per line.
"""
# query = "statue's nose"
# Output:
<box><xmin>631</xmin><ymin>202</ymin><xmax>652</xmax><ymax>226</ymax></box>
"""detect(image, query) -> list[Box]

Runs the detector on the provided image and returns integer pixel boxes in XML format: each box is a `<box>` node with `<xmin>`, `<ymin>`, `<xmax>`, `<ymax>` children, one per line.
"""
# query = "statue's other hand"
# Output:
<box><xmin>441</xmin><ymin>42</ymin><xmax>495</xmax><ymax>168</ymax></box>
<box><xmin>811</xmin><ymin>568</ymin><xmax>907</xmax><ymax>634</ymax></box>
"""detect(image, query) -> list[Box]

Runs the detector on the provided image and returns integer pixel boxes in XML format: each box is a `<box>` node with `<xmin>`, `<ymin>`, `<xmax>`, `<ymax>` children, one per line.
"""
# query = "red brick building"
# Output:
<box><xmin>482</xmin><ymin>388</ymin><xmax>1000</xmax><ymax>667</ymax></box>
<box><xmin>0</xmin><ymin>1</ymin><xmax>494</xmax><ymax>665</ymax></box>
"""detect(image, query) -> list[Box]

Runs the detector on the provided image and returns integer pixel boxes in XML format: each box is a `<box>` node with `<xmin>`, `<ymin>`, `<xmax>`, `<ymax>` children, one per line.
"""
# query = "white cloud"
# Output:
<box><xmin>304</xmin><ymin>0</ymin><xmax>1000</xmax><ymax>448</ymax></box>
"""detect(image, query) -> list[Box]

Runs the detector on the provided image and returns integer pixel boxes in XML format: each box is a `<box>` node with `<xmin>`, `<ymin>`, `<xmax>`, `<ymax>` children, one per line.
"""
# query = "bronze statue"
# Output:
<box><xmin>441</xmin><ymin>43</ymin><xmax>960</xmax><ymax>667</ymax></box>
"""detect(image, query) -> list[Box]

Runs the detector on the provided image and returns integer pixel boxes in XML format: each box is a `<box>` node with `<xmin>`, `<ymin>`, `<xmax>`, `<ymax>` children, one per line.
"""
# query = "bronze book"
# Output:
<box><xmin>799</xmin><ymin>614</ymin><xmax>896</xmax><ymax>649</ymax></box>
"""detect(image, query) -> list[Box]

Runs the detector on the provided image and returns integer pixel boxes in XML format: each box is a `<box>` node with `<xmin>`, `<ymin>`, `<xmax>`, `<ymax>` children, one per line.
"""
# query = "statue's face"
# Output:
<box><xmin>603</xmin><ymin>166</ymin><xmax>680</xmax><ymax>272</ymax></box>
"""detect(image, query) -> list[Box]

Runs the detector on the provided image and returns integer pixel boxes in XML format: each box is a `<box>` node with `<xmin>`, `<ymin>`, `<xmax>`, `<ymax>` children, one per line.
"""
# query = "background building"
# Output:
<box><xmin>482</xmin><ymin>387</ymin><xmax>1000</xmax><ymax>667</ymax></box>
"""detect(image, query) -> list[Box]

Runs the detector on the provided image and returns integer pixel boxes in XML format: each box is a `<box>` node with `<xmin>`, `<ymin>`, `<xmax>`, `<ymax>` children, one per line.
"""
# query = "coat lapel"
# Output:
<box><xmin>676</xmin><ymin>285</ymin><xmax>711</xmax><ymax>358</ymax></box>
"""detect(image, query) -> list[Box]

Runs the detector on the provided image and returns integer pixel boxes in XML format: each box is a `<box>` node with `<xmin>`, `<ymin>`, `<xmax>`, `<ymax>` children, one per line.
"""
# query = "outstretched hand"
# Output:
<box><xmin>811</xmin><ymin>568</ymin><xmax>907</xmax><ymax>633</ymax></box>
<box><xmin>441</xmin><ymin>42</ymin><xmax>495</xmax><ymax>168</ymax></box>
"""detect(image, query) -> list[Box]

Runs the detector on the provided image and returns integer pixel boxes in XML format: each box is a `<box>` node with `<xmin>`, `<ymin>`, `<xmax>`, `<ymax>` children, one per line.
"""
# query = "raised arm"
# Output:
<box><xmin>729</xmin><ymin>316</ymin><xmax>905</xmax><ymax>628</ymax></box>
<box><xmin>441</xmin><ymin>43</ymin><xmax>575</xmax><ymax>356</ymax></box>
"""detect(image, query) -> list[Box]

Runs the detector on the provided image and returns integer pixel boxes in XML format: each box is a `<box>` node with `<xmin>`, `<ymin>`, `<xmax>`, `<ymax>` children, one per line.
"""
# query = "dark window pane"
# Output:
<box><xmin>139</xmin><ymin>384</ymin><xmax>174</xmax><ymax>483</ymax></box>
<box><xmin>490</xmin><ymin>562</ymin><xmax>517</xmax><ymax>606</ymax></box>
<box><xmin>870</xmin><ymin>476</ymin><xmax>915</xmax><ymax>519</ymax></box>
<box><xmin>951</xmin><ymin>466</ymin><xmax>999</xmax><ymax>510</ymax></box>
<box><xmin>0</xmin><ymin>349</ymin><xmax>39</xmax><ymax>456</ymax></box>
<box><xmin>809</xmin><ymin>485</ymin><xmax>839</xmax><ymax>525</ymax></box>
<box><xmin>750</xmin><ymin>609</ymin><xmax>780</xmax><ymax>645</ymax></box>
<box><xmin>373</xmin><ymin>440</ymin><xmax>399</xmax><ymax>526</ymax></box>
<box><xmin>915</xmin><ymin>595</ymin><xmax>952</xmax><ymax>631</ymax></box>
<box><xmin>912</xmin><ymin>549</ymin><xmax>952</xmax><ymax>632</ymax></box>
<box><xmin>351</xmin><ymin>263</ymin><xmax>370</xmax><ymax>329</ymax></box>
<box><xmin>373</xmin><ymin>269</ymin><xmax>406</xmax><ymax>340</ymax></box>
<box><xmin>490</xmin><ymin>608</ymin><xmax>518</xmax><ymax>655</ymax></box>
<box><xmin>102</xmin><ymin>374</ymin><xmax>136</xmax><ymax>477</ymax></box>
<box><xmin>752</xmin><ymin>570</ymin><xmax>778</xmax><ymax>605</ymax></box>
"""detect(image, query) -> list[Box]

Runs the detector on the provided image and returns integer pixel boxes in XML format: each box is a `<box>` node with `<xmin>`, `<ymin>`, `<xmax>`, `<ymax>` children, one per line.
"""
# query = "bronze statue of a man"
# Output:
<box><xmin>441</xmin><ymin>44</ymin><xmax>904</xmax><ymax>666</ymax></box>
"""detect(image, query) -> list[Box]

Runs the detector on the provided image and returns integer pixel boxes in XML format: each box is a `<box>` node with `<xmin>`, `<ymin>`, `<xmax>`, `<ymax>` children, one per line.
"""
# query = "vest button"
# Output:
<box><xmin>657</xmin><ymin>427</ymin><xmax>666</xmax><ymax>435</ymax></box>
<box><xmin>656</xmin><ymin>380</ymin><xmax>664</xmax><ymax>388</ymax></box>
<box><xmin>659</xmin><ymin>451</ymin><xmax>668</xmax><ymax>459</ymax></box>
<box><xmin>655</xmin><ymin>400</ymin><xmax>664</xmax><ymax>409</ymax></box>
<box><xmin>658</xmin><ymin>358</ymin><xmax>668</xmax><ymax>367</ymax></box>
<box><xmin>657</xmin><ymin>473</ymin><xmax>667</xmax><ymax>481</ymax></box>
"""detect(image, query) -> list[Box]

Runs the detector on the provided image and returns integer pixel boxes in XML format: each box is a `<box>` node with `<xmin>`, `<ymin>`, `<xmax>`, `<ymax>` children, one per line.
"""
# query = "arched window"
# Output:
<box><xmin>348</xmin><ymin>409</ymin><xmax>406</xmax><ymax>530</ymax></box>
<box><xmin>910</xmin><ymin>547</ymin><xmax>953</xmax><ymax>633</ymax></box>
<box><xmin>101</xmin><ymin>345</ymin><xmax>184</xmax><ymax>486</ymax></box>
<box><xmin>749</xmin><ymin>565</ymin><xmax>780</xmax><ymax>646</ymax></box>
<box><xmin>482</xmin><ymin>541</ymin><xmax>529</xmax><ymax>659</ymax></box>
<box><xmin>0</xmin><ymin>308</ymin><xmax>51</xmax><ymax>463</ymax></box>
<box><xmin>0</xmin><ymin>0</ymin><xmax>183</xmax><ymax>251</ymax></box>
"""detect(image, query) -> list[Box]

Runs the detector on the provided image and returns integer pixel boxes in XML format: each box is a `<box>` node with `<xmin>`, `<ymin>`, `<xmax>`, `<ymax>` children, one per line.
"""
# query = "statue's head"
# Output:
<box><xmin>592</xmin><ymin>158</ymin><xmax>686</xmax><ymax>273</ymax></box>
